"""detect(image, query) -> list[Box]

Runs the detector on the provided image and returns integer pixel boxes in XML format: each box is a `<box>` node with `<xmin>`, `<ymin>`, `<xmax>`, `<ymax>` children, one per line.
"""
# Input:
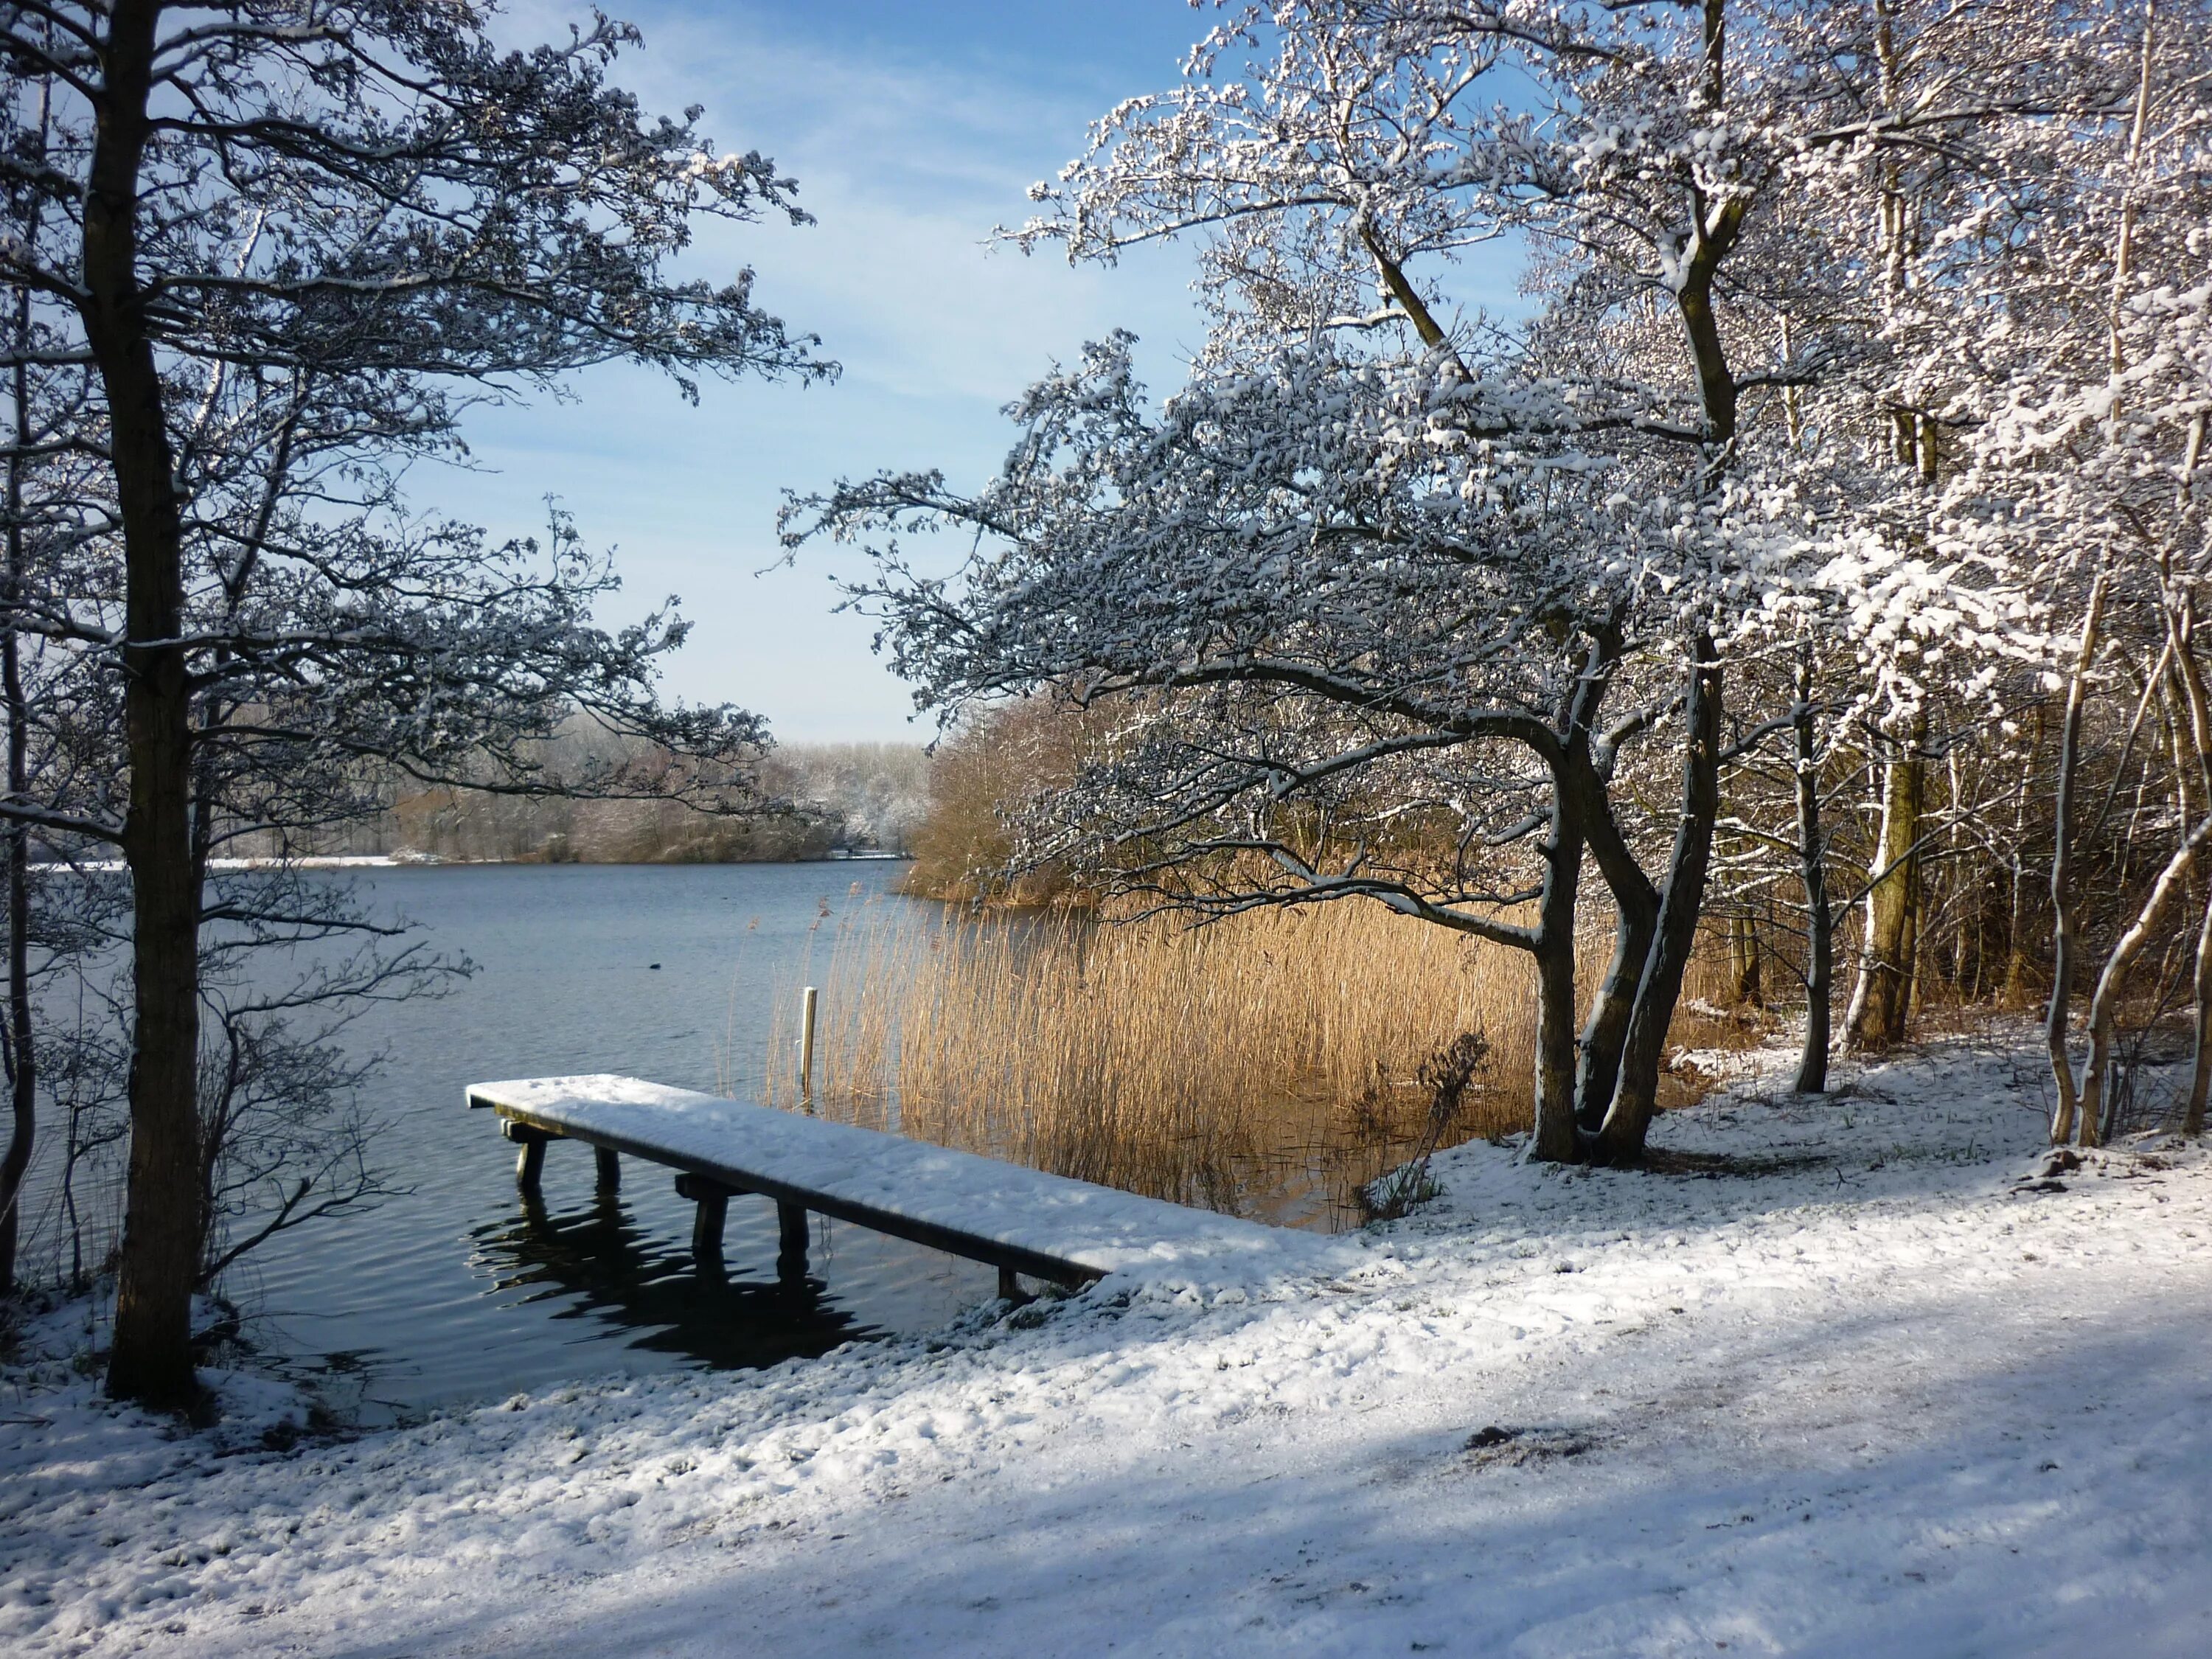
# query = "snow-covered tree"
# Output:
<box><xmin>796</xmin><ymin>0</ymin><xmax>2073</xmax><ymax>1162</ymax></box>
<box><xmin>1902</xmin><ymin>0</ymin><xmax>2212</xmax><ymax>1144</ymax></box>
<box><xmin>0</xmin><ymin>1</ymin><xmax>827</xmax><ymax>1407</ymax></box>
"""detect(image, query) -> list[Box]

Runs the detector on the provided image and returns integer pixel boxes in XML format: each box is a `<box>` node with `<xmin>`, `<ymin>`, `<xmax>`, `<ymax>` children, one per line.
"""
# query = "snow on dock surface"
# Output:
<box><xmin>7</xmin><ymin>1023</ymin><xmax>2212</xmax><ymax>1657</ymax></box>
<box><xmin>467</xmin><ymin>1074</ymin><xmax>1310</xmax><ymax>1280</ymax></box>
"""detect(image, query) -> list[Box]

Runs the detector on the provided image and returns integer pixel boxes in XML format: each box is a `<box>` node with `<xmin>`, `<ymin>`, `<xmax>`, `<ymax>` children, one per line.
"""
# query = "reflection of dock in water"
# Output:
<box><xmin>473</xmin><ymin>1186</ymin><xmax>880</xmax><ymax>1373</ymax></box>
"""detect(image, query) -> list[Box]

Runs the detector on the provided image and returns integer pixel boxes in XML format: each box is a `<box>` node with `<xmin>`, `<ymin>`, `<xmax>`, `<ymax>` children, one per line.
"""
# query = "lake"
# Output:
<box><xmin>18</xmin><ymin>863</ymin><xmax>997</xmax><ymax>1422</ymax></box>
<box><xmin>23</xmin><ymin>862</ymin><xmax>1408</xmax><ymax>1425</ymax></box>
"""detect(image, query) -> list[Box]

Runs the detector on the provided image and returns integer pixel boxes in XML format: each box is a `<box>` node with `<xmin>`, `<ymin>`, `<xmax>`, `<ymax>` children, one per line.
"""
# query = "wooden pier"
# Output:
<box><xmin>469</xmin><ymin>1074</ymin><xmax>1296</xmax><ymax>1298</ymax></box>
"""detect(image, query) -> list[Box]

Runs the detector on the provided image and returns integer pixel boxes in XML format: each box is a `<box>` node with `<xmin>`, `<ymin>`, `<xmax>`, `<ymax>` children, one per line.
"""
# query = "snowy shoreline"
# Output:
<box><xmin>5</xmin><ymin>1024</ymin><xmax>2211</xmax><ymax>1656</ymax></box>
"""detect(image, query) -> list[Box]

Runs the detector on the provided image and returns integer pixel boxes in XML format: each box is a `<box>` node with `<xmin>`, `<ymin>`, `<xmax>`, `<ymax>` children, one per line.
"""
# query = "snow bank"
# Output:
<box><xmin>7</xmin><ymin>1026</ymin><xmax>2212</xmax><ymax>1657</ymax></box>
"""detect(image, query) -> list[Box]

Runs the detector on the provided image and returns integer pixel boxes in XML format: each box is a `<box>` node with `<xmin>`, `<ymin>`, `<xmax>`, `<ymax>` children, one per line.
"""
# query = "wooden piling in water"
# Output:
<box><xmin>799</xmin><ymin>984</ymin><xmax>818</xmax><ymax>1101</ymax></box>
<box><xmin>778</xmin><ymin>1200</ymin><xmax>809</xmax><ymax>1281</ymax></box>
<box><xmin>502</xmin><ymin>1119</ymin><xmax>551</xmax><ymax>1191</ymax></box>
<box><xmin>675</xmin><ymin>1172</ymin><xmax>731</xmax><ymax>1263</ymax></box>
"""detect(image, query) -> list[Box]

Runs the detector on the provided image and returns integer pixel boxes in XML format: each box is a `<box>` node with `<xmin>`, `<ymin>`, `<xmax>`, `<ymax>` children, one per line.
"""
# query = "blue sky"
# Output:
<box><xmin>452</xmin><ymin>3</ymin><xmax>1509</xmax><ymax>742</ymax></box>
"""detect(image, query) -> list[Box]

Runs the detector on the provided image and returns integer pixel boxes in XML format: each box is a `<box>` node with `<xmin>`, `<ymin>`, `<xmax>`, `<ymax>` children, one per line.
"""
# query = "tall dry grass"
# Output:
<box><xmin>757</xmin><ymin>900</ymin><xmax>1581</xmax><ymax>1221</ymax></box>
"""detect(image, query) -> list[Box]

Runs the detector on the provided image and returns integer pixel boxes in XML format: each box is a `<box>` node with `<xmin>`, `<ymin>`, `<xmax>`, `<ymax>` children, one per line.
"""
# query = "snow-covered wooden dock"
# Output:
<box><xmin>467</xmin><ymin>1074</ymin><xmax>1295</xmax><ymax>1296</ymax></box>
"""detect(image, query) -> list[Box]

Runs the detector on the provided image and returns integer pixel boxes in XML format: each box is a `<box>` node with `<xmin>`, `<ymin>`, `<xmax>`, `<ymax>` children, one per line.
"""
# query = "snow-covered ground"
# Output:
<box><xmin>6</xmin><ymin>1024</ymin><xmax>2211</xmax><ymax>1658</ymax></box>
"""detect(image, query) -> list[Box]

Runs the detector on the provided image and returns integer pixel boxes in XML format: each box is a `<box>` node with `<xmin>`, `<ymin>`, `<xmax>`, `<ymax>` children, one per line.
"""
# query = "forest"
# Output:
<box><xmin>790</xmin><ymin>0</ymin><xmax>2212</xmax><ymax>1168</ymax></box>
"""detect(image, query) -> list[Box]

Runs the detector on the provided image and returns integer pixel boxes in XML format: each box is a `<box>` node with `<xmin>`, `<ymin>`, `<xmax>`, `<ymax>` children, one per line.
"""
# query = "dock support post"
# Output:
<box><xmin>594</xmin><ymin>1147</ymin><xmax>621</xmax><ymax>1192</ymax></box>
<box><xmin>776</xmin><ymin>1200</ymin><xmax>809</xmax><ymax>1281</ymax></box>
<box><xmin>693</xmin><ymin>1193</ymin><xmax>726</xmax><ymax>1262</ymax></box>
<box><xmin>675</xmin><ymin>1172</ymin><xmax>732</xmax><ymax>1265</ymax></box>
<box><xmin>998</xmin><ymin>1265</ymin><xmax>1020</xmax><ymax>1303</ymax></box>
<box><xmin>501</xmin><ymin>1120</ymin><xmax>551</xmax><ymax>1192</ymax></box>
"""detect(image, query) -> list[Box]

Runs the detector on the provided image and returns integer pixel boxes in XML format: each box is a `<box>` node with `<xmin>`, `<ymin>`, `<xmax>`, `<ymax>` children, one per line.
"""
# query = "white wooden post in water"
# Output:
<box><xmin>799</xmin><ymin>984</ymin><xmax>818</xmax><ymax>1100</ymax></box>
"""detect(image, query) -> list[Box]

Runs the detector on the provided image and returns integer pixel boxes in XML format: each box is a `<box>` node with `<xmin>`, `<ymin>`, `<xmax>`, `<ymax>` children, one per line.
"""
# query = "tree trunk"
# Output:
<box><xmin>85</xmin><ymin>4</ymin><xmax>205</xmax><ymax>1411</ymax></box>
<box><xmin>2046</xmin><ymin>572</ymin><xmax>2108</xmax><ymax>1146</ymax></box>
<box><xmin>1595</xmin><ymin>635</ymin><xmax>1722</xmax><ymax>1164</ymax></box>
<box><xmin>0</xmin><ymin>291</ymin><xmax>31</xmax><ymax>1295</ymax></box>
<box><xmin>2005</xmin><ymin>708</ymin><xmax>2043</xmax><ymax>1001</ymax></box>
<box><xmin>1848</xmin><ymin>714</ymin><xmax>1924</xmax><ymax>1049</ymax></box>
<box><xmin>1793</xmin><ymin>650</ymin><xmax>1832</xmax><ymax>1093</ymax></box>
<box><xmin>1564</xmin><ymin>630</ymin><xmax>1656</xmax><ymax>1136</ymax></box>
<box><xmin>2185</xmin><ymin>884</ymin><xmax>2212</xmax><ymax>1138</ymax></box>
<box><xmin>1528</xmin><ymin>633</ymin><xmax>1621</xmax><ymax>1165</ymax></box>
<box><xmin>2078</xmin><ymin>809</ymin><xmax>2212</xmax><ymax>1147</ymax></box>
<box><xmin>1575</xmin><ymin>900</ymin><xmax>1652</xmax><ymax>1132</ymax></box>
<box><xmin>2172</xmin><ymin>601</ymin><xmax>2212</xmax><ymax>1138</ymax></box>
<box><xmin>0</xmin><ymin>667</ymin><xmax>27</xmax><ymax>1305</ymax></box>
<box><xmin>1528</xmin><ymin>797</ymin><xmax>1583</xmax><ymax>1164</ymax></box>
<box><xmin>1728</xmin><ymin>913</ymin><xmax>1763</xmax><ymax>1007</ymax></box>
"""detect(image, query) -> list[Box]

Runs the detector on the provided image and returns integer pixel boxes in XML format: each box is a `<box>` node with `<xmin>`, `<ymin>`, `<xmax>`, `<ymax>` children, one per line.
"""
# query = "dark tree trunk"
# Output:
<box><xmin>1525</xmin><ymin>630</ymin><xmax>1624</xmax><ymax>1164</ymax></box>
<box><xmin>1594</xmin><ymin>635</ymin><xmax>1722</xmax><ymax>1164</ymax></box>
<box><xmin>1528</xmin><ymin>796</ymin><xmax>1584</xmax><ymax>1163</ymax></box>
<box><xmin>2046</xmin><ymin>574</ymin><xmax>2107</xmax><ymax>1145</ymax></box>
<box><xmin>1575</xmin><ymin>901</ymin><xmax>1652</xmax><ymax>1132</ymax></box>
<box><xmin>84</xmin><ymin>3</ymin><xmax>205</xmax><ymax>1411</ymax></box>
<box><xmin>2185</xmin><ymin>885</ymin><xmax>2212</xmax><ymax>1138</ymax></box>
<box><xmin>1577</xmin><ymin>12</ymin><xmax>1735</xmax><ymax>1160</ymax></box>
<box><xmin>0</xmin><ymin>291</ymin><xmax>32</xmax><ymax>1293</ymax></box>
<box><xmin>1551</xmin><ymin>623</ymin><xmax>1657</xmax><ymax>1135</ymax></box>
<box><xmin>2160</xmin><ymin>605</ymin><xmax>2212</xmax><ymax>1138</ymax></box>
<box><xmin>1792</xmin><ymin>652</ymin><xmax>1832</xmax><ymax>1093</ymax></box>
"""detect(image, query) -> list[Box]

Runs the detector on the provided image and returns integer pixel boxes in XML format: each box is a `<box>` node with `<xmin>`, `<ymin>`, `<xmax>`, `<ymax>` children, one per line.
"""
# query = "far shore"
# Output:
<box><xmin>34</xmin><ymin>851</ymin><xmax>914</xmax><ymax>873</ymax></box>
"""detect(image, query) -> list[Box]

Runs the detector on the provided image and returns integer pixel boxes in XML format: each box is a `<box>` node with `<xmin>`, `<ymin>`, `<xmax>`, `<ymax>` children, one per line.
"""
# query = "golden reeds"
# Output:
<box><xmin>748</xmin><ymin>891</ymin><xmax>1767</xmax><ymax>1224</ymax></box>
<box><xmin>757</xmin><ymin>899</ymin><xmax>1559</xmax><ymax>1222</ymax></box>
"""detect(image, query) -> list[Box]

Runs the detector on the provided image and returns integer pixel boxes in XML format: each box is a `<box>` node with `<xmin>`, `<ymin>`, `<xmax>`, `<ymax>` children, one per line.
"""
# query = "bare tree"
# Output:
<box><xmin>0</xmin><ymin>2</ymin><xmax>830</xmax><ymax>1407</ymax></box>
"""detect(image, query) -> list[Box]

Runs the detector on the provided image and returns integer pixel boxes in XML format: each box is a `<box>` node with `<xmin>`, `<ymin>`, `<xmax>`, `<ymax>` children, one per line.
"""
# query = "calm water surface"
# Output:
<box><xmin>226</xmin><ymin>862</ymin><xmax>999</xmax><ymax>1423</ymax></box>
<box><xmin>31</xmin><ymin>861</ymin><xmax>1400</xmax><ymax>1422</ymax></box>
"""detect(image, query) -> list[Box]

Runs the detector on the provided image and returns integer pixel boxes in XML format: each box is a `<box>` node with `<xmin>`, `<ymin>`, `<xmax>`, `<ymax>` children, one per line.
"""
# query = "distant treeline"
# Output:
<box><xmin>236</xmin><ymin>740</ymin><xmax>932</xmax><ymax>865</ymax></box>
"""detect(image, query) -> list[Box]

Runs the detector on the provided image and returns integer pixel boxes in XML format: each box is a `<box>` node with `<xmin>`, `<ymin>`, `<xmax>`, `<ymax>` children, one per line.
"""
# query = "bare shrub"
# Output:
<box><xmin>1368</xmin><ymin>1031</ymin><xmax>1493</xmax><ymax>1222</ymax></box>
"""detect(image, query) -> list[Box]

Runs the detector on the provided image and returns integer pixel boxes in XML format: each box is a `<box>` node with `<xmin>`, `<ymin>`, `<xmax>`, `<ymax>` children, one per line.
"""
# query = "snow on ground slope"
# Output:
<box><xmin>5</xmin><ymin>1025</ymin><xmax>2212</xmax><ymax>1658</ymax></box>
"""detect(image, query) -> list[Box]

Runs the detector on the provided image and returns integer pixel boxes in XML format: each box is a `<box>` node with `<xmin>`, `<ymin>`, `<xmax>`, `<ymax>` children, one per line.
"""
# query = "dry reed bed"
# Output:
<box><xmin>754</xmin><ymin>901</ymin><xmax>1617</xmax><ymax>1218</ymax></box>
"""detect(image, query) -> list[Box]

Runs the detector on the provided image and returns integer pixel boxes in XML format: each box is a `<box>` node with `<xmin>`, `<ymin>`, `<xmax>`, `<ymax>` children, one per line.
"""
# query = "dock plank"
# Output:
<box><xmin>468</xmin><ymin>1074</ymin><xmax>1306</xmax><ymax>1285</ymax></box>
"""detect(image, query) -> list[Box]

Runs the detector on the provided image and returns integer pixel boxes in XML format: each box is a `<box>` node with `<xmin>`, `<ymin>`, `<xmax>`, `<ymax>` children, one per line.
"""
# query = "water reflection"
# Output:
<box><xmin>473</xmin><ymin>1186</ymin><xmax>884</xmax><ymax>1373</ymax></box>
